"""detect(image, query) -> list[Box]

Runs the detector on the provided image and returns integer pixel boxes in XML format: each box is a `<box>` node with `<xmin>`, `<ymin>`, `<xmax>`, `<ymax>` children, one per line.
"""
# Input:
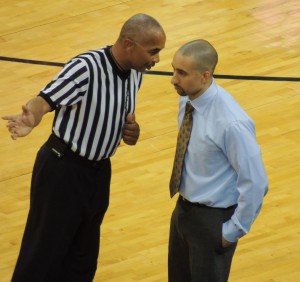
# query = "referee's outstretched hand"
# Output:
<box><xmin>2</xmin><ymin>105</ymin><xmax>35</xmax><ymax>140</ymax></box>
<box><xmin>122</xmin><ymin>113</ymin><xmax>140</xmax><ymax>145</ymax></box>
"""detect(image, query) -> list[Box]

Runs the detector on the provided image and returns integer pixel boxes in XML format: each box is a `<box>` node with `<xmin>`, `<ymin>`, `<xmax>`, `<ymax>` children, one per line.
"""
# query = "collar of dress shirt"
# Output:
<box><xmin>188</xmin><ymin>78</ymin><xmax>218</xmax><ymax>115</ymax></box>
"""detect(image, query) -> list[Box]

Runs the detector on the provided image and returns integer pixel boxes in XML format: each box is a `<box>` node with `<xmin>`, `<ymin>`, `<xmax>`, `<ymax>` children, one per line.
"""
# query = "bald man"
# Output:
<box><xmin>168</xmin><ymin>39</ymin><xmax>268</xmax><ymax>281</ymax></box>
<box><xmin>3</xmin><ymin>14</ymin><xmax>166</xmax><ymax>282</ymax></box>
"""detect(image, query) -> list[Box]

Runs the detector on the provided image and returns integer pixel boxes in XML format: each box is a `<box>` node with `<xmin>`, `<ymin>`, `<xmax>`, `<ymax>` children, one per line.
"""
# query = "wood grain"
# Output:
<box><xmin>1</xmin><ymin>0</ymin><xmax>300</xmax><ymax>281</ymax></box>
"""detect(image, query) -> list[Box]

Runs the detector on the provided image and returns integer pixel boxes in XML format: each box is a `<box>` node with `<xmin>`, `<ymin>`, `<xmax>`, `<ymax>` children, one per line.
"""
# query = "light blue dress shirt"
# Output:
<box><xmin>178</xmin><ymin>79</ymin><xmax>268</xmax><ymax>242</ymax></box>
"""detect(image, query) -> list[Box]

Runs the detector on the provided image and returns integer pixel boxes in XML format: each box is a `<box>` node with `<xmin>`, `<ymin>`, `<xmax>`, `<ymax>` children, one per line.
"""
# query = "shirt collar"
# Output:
<box><xmin>187</xmin><ymin>78</ymin><xmax>218</xmax><ymax>114</ymax></box>
<box><xmin>105</xmin><ymin>46</ymin><xmax>131</xmax><ymax>80</ymax></box>
<box><xmin>185</xmin><ymin>78</ymin><xmax>217</xmax><ymax>114</ymax></box>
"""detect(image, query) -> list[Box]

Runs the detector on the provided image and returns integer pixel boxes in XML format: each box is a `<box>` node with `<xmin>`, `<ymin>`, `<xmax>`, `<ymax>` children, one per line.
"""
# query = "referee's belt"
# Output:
<box><xmin>45</xmin><ymin>133</ymin><xmax>108</xmax><ymax>168</ymax></box>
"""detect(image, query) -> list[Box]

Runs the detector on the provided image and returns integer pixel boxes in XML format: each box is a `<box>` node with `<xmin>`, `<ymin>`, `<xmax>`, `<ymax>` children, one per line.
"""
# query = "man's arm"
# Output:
<box><xmin>2</xmin><ymin>96</ymin><xmax>52</xmax><ymax>140</ymax></box>
<box><xmin>222</xmin><ymin>121</ymin><xmax>268</xmax><ymax>244</ymax></box>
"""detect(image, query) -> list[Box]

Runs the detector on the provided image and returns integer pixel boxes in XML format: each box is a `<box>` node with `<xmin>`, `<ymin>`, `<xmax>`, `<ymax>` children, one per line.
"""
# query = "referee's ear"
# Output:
<box><xmin>126</xmin><ymin>113</ymin><xmax>136</xmax><ymax>124</ymax></box>
<box><xmin>123</xmin><ymin>37</ymin><xmax>135</xmax><ymax>52</ymax></box>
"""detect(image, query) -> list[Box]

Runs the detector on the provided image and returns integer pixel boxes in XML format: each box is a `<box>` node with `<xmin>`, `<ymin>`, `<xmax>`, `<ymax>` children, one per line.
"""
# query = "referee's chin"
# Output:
<box><xmin>135</xmin><ymin>67</ymin><xmax>147</xmax><ymax>72</ymax></box>
<box><xmin>146</xmin><ymin>65</ymin><xmax>154</xmax><ymax>71</ymax></box>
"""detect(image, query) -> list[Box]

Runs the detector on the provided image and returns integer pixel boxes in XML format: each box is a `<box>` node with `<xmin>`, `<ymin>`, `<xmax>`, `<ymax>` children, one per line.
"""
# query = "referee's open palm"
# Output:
<box><xmin>2</xmin><ymin>105</ymin><xmax>35</xmax><ymax>140</ymax></box>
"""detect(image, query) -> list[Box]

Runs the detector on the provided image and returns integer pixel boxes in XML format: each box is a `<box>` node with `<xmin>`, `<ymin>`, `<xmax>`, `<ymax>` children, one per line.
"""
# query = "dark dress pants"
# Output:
<box><xmin>11</xmin><ymin>144</ymin><xmax>111</xmax><ymax>282</ymax></box>
<box><xmin>168</xmin><ymin>196</ymin><xmax>237</xmax><ymax>282</ymax></box>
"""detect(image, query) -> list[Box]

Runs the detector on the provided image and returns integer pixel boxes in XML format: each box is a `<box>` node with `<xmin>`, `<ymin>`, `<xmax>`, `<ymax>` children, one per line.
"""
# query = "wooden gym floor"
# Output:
<box><xmin>0</xmin><ymin>0</ymin><xmax>300</xmax><ymax>281</ymax></box>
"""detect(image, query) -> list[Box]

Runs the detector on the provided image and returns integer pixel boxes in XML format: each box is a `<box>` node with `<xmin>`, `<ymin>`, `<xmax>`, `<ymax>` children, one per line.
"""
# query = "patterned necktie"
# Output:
<box><xmin>169</xmin><ymin>102</ymin><xmax>194</xmax><ymax>198</ymax></box>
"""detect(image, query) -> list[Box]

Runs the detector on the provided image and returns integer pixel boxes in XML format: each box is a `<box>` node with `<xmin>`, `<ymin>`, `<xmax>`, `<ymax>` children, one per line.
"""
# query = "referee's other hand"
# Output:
<box><xmin>122</xmin><ymin>114</ymin><xmax>140</xmax><ymax>145</ymax></box>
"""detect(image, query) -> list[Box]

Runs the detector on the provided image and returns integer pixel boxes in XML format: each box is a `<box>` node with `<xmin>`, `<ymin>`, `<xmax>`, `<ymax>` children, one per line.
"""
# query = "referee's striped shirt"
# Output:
<box><xmin>39</xmin><ymin>46</ymin><xmax>144</xmax><ymax>161</ymax></box>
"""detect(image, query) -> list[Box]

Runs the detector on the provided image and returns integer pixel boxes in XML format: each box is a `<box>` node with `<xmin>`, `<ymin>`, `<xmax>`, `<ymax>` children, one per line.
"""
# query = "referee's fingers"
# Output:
<box><xmin>126</xmin><ymin>113</ymin><xmax>135</xmax><ymax>123</ymax></box>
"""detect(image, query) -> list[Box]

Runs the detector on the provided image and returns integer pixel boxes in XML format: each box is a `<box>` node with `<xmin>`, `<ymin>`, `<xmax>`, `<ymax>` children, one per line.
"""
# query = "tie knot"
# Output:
<box><xmin>185</xmin><ymin>102</ymin><xmax>194</xmax><ymax>114</ymax></box>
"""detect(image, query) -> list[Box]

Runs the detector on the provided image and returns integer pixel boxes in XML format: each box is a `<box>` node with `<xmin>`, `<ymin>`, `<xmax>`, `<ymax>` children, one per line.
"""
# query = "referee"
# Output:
<box><xmin>3</xmin><ymin>13</ymin><xmax>166</xmax><ymax>282</ymax></box>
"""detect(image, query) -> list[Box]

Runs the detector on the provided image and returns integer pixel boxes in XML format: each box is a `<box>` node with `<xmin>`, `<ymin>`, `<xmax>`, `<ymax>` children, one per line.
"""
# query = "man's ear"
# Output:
<box><xmin>123</xmin><ymin>37</ymin><xmax>135</xmax><ymax>51</ymax></box>
<box><xmin>202</xmin><ymin>70</ymin><xmax>212</xmax><ymax>82</ymax></box>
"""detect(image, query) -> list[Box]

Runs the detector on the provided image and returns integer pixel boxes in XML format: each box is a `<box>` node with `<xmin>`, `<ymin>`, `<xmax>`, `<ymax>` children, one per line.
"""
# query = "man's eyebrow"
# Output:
<box><xmin>149</xmin><ymin>48</ymin><xmax>161</xmax><ymax>53</ymax></box>
<box><xmin>171</xmin><ymin>64</ymin><xmax>185</xmax><ymax>72</ymax></box>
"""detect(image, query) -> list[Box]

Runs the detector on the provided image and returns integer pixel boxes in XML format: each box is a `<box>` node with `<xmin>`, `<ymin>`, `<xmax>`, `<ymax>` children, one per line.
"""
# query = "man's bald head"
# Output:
<box><xmin>177</xmin><ymin>39</ymin><xmax>218</xmax><ymax>74</ymax></box>
<box><xmin>119</xmin><ymin>13</ymin><xmax>165</xmax><ymax>45</ymax></box>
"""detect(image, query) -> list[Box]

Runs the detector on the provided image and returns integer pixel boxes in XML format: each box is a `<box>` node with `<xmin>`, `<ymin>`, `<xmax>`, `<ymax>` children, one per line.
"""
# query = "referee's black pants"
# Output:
<box><xmin>168</xmin><ymin>196</ymin><xmax>238</xmax><ymax>282</ymax></box>
<box><xmin>11</xmin><ymin>144</ymin><xmax>111</xmax><ymax>282</ymax></box>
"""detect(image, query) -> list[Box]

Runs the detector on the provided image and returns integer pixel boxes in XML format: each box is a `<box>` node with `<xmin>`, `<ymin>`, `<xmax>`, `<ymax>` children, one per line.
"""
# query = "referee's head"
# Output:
<box><xmin>113</xmin><ymin>14</ymin><xmax>166</xmax><ymax>72</ymax></box>
<box><xmin>119</xmin><ymin>13</ymin><xmax>165</xmax><ymax>45</ymax></box>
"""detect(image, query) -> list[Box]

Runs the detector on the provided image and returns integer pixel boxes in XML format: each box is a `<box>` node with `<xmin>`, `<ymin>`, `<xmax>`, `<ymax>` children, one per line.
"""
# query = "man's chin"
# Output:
<box><xmin>146</xmin><ymin>64</ymin><xmax>155</xmax><ymax>71</ymax></box>
<box><xmin>175</xmin><ymin>88</ymin><xmax>187</xmax><ymax>96</ymax></box>
<box><xmin>178</xmin><ymin>92</ymin><xmax>187</xmax><ymax>96</ymax></box>
<box><xmin>140</xmin><ymin>66</ymin><xmax>152</xmax><ymax>72</ymax></box>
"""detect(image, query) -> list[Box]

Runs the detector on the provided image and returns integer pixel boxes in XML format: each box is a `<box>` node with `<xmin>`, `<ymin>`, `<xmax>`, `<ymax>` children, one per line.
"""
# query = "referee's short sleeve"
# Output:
<box><xmin>38</xmin><ymin>92</ymin><xmax>57</xmax><ymax>111</ymax></box>
<box><xmin>39</xmin><ymin>58</ymin><xmax>89</xmax><ymax>107</ymax></box>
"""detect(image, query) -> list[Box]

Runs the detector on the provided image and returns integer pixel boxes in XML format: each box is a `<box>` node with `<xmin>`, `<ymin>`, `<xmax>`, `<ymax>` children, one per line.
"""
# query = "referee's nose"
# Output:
<box><xmin>153</xmin><ymin>53</ymin><xmax>160</xmax><ymax>63</ymax></box>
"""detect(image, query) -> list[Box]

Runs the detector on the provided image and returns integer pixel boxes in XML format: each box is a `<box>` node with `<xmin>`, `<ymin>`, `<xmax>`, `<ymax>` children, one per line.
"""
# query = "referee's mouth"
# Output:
<box><xmin>146</xmin><ymin>63</ymin><xmax>155</xmax><ymax>70</ymax></box>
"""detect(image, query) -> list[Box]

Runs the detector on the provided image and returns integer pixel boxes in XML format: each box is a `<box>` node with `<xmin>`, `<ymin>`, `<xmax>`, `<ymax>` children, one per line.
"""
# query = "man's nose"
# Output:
<box><xmin>171</xmin><ymin>74</ymin><xmax>178</xmax><ymax>85</ymax></box>
<box><xmin>153</xmin><ymin>53</ymin><xmax>160</xmax><ymax>63</ymax></box>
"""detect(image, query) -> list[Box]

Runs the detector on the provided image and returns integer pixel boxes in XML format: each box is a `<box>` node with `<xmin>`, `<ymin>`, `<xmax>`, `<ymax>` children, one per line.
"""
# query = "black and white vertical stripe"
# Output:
<box><xmin>39</xmin><ymin>47</ymin><xmax>143</xmax><ymax>161</ymax></box>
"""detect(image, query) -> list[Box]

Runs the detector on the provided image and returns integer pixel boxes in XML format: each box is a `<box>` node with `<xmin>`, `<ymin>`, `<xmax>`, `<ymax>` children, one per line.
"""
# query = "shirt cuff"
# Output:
<box><xmin>222</xmin><ymin>217</ymin><xmax>247</xmax><ymax>242</ymax></box>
